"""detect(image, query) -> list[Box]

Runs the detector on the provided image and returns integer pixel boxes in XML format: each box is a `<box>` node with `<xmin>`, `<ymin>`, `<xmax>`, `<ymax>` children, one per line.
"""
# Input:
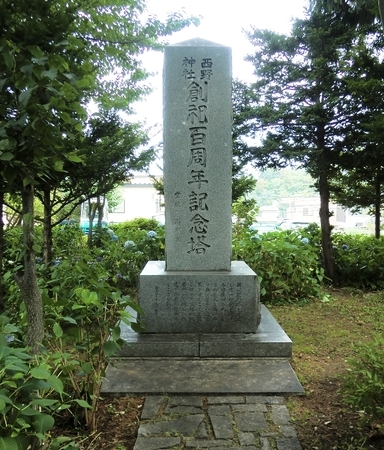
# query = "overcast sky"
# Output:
<box><xmin>135</xmin><ymin>0</ymin><xmax>308</xmax><ymax>142</ymax></box>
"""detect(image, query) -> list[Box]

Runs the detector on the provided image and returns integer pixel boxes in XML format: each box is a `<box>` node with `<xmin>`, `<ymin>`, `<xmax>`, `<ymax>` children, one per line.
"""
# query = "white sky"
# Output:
<box><xmin>135</xmin><ymin>0</ymin><xmax>308</xmax><ymax>143</ymax></box>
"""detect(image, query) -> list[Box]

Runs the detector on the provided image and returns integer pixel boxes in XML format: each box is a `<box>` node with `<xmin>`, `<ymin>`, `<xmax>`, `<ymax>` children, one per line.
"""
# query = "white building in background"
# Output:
<box><xmin>108</xmin><ymin>174</ymin><xmax>164</xmax><ymax>224</ymax></box>
<box><xmin>256</xmin><ymin>196</ymin><xmax>373</xmax><ymax>232</ymax></box>
<box><xmin>280</xmin><ymin>197</ymin><xmax>372</xmax><ymax>231</ymax></box>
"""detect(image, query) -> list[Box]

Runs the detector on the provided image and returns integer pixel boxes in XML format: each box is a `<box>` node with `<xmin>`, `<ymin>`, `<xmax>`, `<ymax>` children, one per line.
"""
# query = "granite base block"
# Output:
<box><xmin>138</xmin><ymin>260</ymin><xmax>261</xmax><ymax>333</ymax></box>
<box><xmin>116</xmin><ymin>305</ymin><xmax>291</xmax><ymax>358</ymax></box>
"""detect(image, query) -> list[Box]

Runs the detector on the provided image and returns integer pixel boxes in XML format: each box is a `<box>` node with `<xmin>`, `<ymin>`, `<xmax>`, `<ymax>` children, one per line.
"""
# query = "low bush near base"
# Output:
<box><xmin>232</xmin><ymin>228</ymin><xmax>325</xmax><ymax>304</ymax></box>
<box><xmin>343</xmin><ymin>335</ymin><xmax>384</xmax><ymax>430</ymax></box>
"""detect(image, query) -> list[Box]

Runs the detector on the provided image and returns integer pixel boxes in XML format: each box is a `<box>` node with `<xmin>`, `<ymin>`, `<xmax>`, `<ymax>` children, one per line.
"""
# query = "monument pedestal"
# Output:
<box><xmin>139</xmin><ymin>261</ymin><xmax>261</xmax><ymax>333</ymax></box>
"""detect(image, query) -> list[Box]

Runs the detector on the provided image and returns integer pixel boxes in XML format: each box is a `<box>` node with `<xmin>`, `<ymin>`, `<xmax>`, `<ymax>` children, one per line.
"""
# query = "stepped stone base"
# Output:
<box><xmin>117</xmin><ymin>305</ymin><xmax>290</xmax><ymax>358</ymax></box>
<box><xmin>102</xmin><ymin>358</ymin><xmax>304</xmax><ymax>396</ymax></box>
<box><xmin>101</xmin><ymin>305</ymin><xmax>304</xmax><ymax>396</ymax></box>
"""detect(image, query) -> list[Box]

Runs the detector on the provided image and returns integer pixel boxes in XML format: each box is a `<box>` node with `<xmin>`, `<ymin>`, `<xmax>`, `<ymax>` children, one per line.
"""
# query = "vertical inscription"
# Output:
<box><xmin>236</xmin><ymin>282</ymin><xmax>242</xmax><ymax>318</ymax></box>
<box><xmin>212</xmin><ymin>282</ymin><xmax>219</xmax><ymax>319</ymax></box>
<box><xmin>173</xmin><ymin>281</ymin><xmax>179</xmax><ymax>320</ymax></box>
<box><xmin>164</xmin><ymin>40</ymin><xmax>232</xmax><ymax>271</ymax></box>
<box><xmin>165</xmin><ymin>282</ymin><xmax>171</xmax><ymax>314</ymax></box>
<box><xmin>153</xmin><ymin>285</ymin><xmax>160</xmax><ymax>318</ymax></box>
<box><xmin>173</xmin><ymin>191</ymin><xmax>182</xmax><ymax>244</ymax></box>
<box><xmin>228</xmin><ymin>282</ymin><xmax>234</xmax><ymax>317</ymax></box>
<box><xmin>181</xmin><ymin>56</ymin><xmax>214</xmax><ymax>256</ymax></box>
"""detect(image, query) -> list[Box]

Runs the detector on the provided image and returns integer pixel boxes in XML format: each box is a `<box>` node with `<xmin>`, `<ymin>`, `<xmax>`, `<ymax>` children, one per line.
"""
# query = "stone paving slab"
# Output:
<box><xmin>102</xmin><ymin>358</ymin><xmax>304</xmax><ymax>396</ymax></box>
<box><xmin>133</xmin><ymin>395</ymin><xmax>302</xmax><ymax>450</ymax></box>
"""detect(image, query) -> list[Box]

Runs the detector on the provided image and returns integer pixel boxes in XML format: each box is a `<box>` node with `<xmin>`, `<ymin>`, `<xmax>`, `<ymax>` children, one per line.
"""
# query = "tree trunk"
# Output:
<box><xmin>0</xmin><ymin>191</ymin><xmax>5</xmax><ymax>314</ymax></box>
<box><xmin>97</xmin><ymin>195</ymin><xmax>104</xmax><ymax>230</ymax></box>
<box><xmin>87</xmin><ymin>198</ymin><xmax>95</xmax><ymax>248</ymax></box>
<box><xmin>318</xmin><ymin>170</ymin><xmax>338</xmax><ymax>285</ymax></box>
<box><xmin>42</xmin><ymin>188</ymin><xmax>53</xmax><ymax>263</ymax></box>
<box><xmin>379</xmin><ymin>0</ymin><xmax>384</xmax><ymax>28</ymax></box>
<box><xmin>15</xmin><ymin>185</ymin><xmax>44</xmax><ymax>355</ymax></box>
<box><xmin>374</xmin><ymin>173</ymin><xmax>381</xmax><ymax>239</ymax></box>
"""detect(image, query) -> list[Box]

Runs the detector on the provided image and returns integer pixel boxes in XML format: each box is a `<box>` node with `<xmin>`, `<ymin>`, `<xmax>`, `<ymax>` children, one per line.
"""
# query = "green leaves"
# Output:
<box><xmin>0</xmin><ymin>341</ymin><xmax>60</xmax><ymax>445</ymax></box>
<box><xmin>75</xmin><ymin>288</ymin><xmax>101</xmax><ymax>307</ymax></box>
<box><xmin>0</xmin><ymin>437</ymin><xmax>19</xmax><ymax>450</ymax></box>
<box><xmin>343</xmin><ymin>335</ymin><xmax>384</xmax><ymax>427</ymax></box>
<box><xmin>0</xmin><ymin>152</ymin><xmax>14</xmax><ymax>161</ymax></box>
<box><xmin>72</xmin><ymin>399</ymin><xmax>91</xmax><ymax>409</ymax></box>
<box><xmin>2</xmin><ymin>50</ymin><xmax>15</xmax><ymax>71</ymax></box>
<box><xmin>102</xmin><ymin>340</ymin><xmax>119</xmax><ymax>358</ymax></box>
<box><xmin>332</xmin><ymin>232</ymin><xmax>384</xmax><ymax>289</ymax></box>
<box><xmin>66</xmin><ymin>152</ymin><xmax>84</xmax><ymax>163</ymax></box>
<box><xmin>30</xmin><ymin>366</ymin><xmax>51</xmax><ymax>379</ymax></box>
<box><xmin>18</xmin><ymin>88</ymin><xmax>34</xmax><ymax>107</ymax></box>
<box><xmin>32</xmin><ymin>413</ymin><xmax>55</xmax><ymax>433</ymax></box>
<box><xmin>52</xmin><ymin>322</ymin><xmax>63</xmax><ymax>338</ymax></box>
<box><xmin>41</xmin><ymin>68</ymin><xmax>58</xmax><ymax>80</ymax></box>
<box><xmin>232</xmin><ymin>227</ymin><xmax>325</xmax><ymax>304</ymax></box>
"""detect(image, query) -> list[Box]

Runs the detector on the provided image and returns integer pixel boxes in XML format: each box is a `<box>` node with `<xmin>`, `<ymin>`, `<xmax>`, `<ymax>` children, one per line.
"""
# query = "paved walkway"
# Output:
<box><xmin>134</xmin><ymin>395</ymin><xmax>302</xmax><ymax>450</ymax></box>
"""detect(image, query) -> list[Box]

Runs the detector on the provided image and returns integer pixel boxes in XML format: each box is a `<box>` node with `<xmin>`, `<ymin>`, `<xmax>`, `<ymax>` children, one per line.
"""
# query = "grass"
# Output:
<box><xmin>267</xmin><ymin>289</ymin><xmax>384</xmax><ymax>450</ymax></box>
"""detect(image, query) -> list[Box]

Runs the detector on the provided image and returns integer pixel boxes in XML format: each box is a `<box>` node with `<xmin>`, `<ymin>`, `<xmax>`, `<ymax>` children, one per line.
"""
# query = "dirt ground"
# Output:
<box><xmin>53</xmin><ymin>290</ymin><xmax>384</xmax><ymax>449</ymax></box>
<box><xmin>288</xmin><ymin>358</ymin><xmax>379</xmax><ymax>450</ymax></box>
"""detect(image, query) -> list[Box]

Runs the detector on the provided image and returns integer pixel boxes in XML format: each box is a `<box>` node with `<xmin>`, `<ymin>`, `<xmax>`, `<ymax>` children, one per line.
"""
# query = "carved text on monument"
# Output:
<box><xmin>180</xmin><ymin>55</ymin><xmax>214</xmax><ymax>256</ymax></box>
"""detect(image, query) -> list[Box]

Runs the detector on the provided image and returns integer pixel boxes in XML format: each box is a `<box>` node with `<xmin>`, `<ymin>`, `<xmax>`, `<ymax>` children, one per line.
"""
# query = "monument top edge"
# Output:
<box><xmin>169</xmin><ymin>37</ymin><xmax>228</xmax><ymax>48</ymax></box>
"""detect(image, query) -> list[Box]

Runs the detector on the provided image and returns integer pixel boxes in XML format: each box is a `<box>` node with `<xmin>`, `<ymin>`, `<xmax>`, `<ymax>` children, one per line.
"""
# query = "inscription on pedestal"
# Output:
<box><xmin>139</xmin><ymin>261</ymin><xmax>260</xmax><ymax>333</ymax></box>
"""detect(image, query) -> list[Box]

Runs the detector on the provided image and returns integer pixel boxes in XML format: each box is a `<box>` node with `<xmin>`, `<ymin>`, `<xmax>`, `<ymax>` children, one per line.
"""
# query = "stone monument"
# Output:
<box><xmin>101</xmin><ymin>38</ymin><xmax>303</xmax><ymax>396</ymax></box>
<box><xmin>138</xmin><ymin>37</ymin><xmax>261</xmax><ymax>335</ymax></box>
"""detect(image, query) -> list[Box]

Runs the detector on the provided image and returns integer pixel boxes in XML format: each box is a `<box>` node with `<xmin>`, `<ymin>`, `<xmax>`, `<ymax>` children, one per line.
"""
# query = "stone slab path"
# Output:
<box><xmin>134</xmin><ymin>395</ymin><xmax>302</xmax><ymax>450</ymax></box>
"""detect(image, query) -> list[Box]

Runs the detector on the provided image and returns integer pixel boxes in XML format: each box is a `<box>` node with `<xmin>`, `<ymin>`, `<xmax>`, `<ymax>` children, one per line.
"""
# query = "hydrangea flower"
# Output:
<box><xmin>301</xmin><ymin>237</ymin><xmax>309</xmax><ymax>244</ymax></box>
<box><xmin>342</xmin><ymin>244</ymin><xmax>349</xmax><ymax>251</ymax></box>
<box><xmin>147</xmin><ymin>230</ymin><xmax>157</xmax><ymax>238</ymax></box>
<box><xmin>124</xmin><ymin>240</ymin><xmax>135</xmax><ymax>249</ymax></box>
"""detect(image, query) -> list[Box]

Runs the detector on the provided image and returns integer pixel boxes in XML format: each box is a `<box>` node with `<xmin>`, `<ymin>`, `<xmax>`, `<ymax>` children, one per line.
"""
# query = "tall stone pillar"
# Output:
<box><xmin>163</xmin><ymin>38</ymin><xmax>232</xmax><ymax>271</ymax></box>
<box><xmin>138</xmin><ymin>38</ymin><xmax>261</xmax><ymax>335</ymax></box>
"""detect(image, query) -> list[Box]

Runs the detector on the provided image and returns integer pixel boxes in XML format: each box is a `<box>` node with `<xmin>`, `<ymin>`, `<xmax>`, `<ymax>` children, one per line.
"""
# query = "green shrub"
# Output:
<box><xmin>332</xmin><ymin>234</ymin><xmax>384</xmax><ymax>290</ymax></box>
<box><xmin>52</xmin><ymin>222</ymin><xmax>86</xmax><ymax>259</ymax></box>
<box><xmin>109</xmin><ymin>218</ymin><xmax>162</xmax><ymax>241</ymax></box>
<box><xmin>3</xmin><ymin>226</ymin><xmax>28</xmax><ymax>269</ymax></box>
<box><xmin>232</xmin><ymin>227</ymin><xmax>325</xmax><ymax>304</ymax></box>
<box><xmin>343</xmin><ymin>335</ymin><xmax>384</xmax><ymax>429</ymax></box>
<box><xmin>0</xmin><ymin>316</ymin><xmax>76</xmax><ymax>450</ymax></box>
<box><xmin>43</xmin><ymin>281</ymin><xmax>141</xmax><ymax>432</ymax></box>
<box><xmin>37</xmin><ymin>251</ymin><xmax>142</xmax><ymax>432</ymax></box>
